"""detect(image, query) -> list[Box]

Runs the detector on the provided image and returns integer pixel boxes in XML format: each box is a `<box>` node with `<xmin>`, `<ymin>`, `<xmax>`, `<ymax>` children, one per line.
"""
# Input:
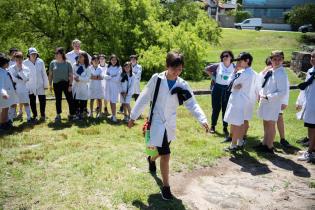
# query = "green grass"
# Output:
<box><xmin>0</xmin><ymin>29</ymin><xmax>309</xmax><ymax>209</ymax></box>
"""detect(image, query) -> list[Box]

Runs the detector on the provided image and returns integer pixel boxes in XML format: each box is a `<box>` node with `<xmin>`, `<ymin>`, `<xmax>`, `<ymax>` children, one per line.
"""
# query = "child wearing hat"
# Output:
<box><xmin>256</xmin><ymin>50</ymin><xmax>289</xmax><ymax>153</ymax></box>
<box><xmin>224</xmin><ymin>52</ymin><xmax>257</xmax><ymax>151</ymax></box>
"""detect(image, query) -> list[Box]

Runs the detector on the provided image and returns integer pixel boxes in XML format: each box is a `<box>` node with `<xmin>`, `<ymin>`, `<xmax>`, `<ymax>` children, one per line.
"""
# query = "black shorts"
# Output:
<box><xmin>304</xmin><ymin>122</ymin><xmax>315</xmax><ymax>128</ymax></box>
<box><xmin>157</xmin><ymin>131</ymin><xmax>171</xmax><ymax>155</ymax></box>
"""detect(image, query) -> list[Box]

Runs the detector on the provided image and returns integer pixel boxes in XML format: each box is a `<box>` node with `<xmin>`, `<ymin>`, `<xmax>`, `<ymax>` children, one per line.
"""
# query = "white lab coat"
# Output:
<box><xmin>0</xmin><ymin>67</ymin><xmax>17</xmax><ymax>108</ymax></box>
<box><xmin>8</xmin><ymin>65</ymin><xmax>30</xmax><ymax>104</ymax></box>
<box><xmin>258</xmin><ymin>66</ymin><xmax>288</xmax><ymax>121</ymax></box>
<box><xmin>245</xmin><ymin>68</ymin><xmax>260</xmax><ymax>120</ymax></box>
<box><xmin>130</xmin><ymin>72</ymin><xmax>208</xmax><ymax>147</ymax></box>
<box><xmin>224</xmin><ymin>67</ymin><xmax>257</xmax><ymax>126</ymax></box>
<box><xmin>296</xmin><ymin>67</ymin><xmax>315</xmax><ymax>124</ymax></box>
<box><xmin>99</xmin><ymin>64</ymin><xmax>109</xmax><ymax>101</ymax></box>
<box><xmin>120</xmin><ymin>73</ymin><xmax>135</xmax><ymax>104</ymax></box>
<box><xmin>132</xmin><ymin>64</ymin><xmax>142</xmax><ymax>94</ymax></box>
<box><xmin>23</xmin><ymin>58</ymin><xmax>49</xmax><ymax>95</ymax></box>
<box><xmin>105</xmin><ymin>65</ymin><xmax>122</xmax><ymax>103</ymax></box>
<box><xmin>72</xmin><ymin>64</ymin><xmax>91</xmax><ymax>100</ymax></box>
<box><xmin>66</xmin><ymin>50</ymin><xmax>92</xmax><ymax>65</ymax></box>
<box><xmin>89</xmin><ymin>66</ymin><xmax>105</xmax><ymax>99</ymax></box>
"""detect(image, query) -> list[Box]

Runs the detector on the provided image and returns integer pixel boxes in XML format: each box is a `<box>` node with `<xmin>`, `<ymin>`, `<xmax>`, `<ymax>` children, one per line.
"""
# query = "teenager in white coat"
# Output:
<box><xmin>105</xmin><ymin>54</ymin><xmax>122</xmax><ymax>122</ymax></box>
<box><xmin>257</xmin><ymin>51</ymin><xmax>289</xmax><ymax>153</ymax></box>
<box><xmin>128</xmin><ymin>52</ymin><xmax>209</xmax><ymax>200</ymax></box>
<box><xmin>72</xmin><ymin>52</ymin><xmax>91</xmax><ymax>119</ymax></box>
<box><xmin>8</xmin><ymin>52</ymin><xmax>32</xmax><ymax>123</ymax></box>
<box><xmin>120</xmin><ymin>62</ymin><xmax>135</xmax><ymax>122</ymax></box>
<box><xmin>130</xmin><ymin>55</ymin><xmax>142</xmax><ymax>100</ymax></box>
<box><xmin>296</xmin><ymin>51</ymin><xmax>315</xmax><ymax>162</ymax></box>
<box><xmin>224</xmin><ymin>52</ymin><xmax>257</xmax><ymax>151</ymax></box>
<box><xmin>89</xmin><ymin>55</ymin><xmax>104</xmax><ymax>118</ymax></box>
<box><xmin>23</xmin><ymin>48</ymin><xmax>49</xmax><ymax>121</ymax></box>
<box><xmin>98</xmin><ymin>54</ymin><xmax>110</xmax><ymax>115</ymax></box>
<box><xmin>0</xmin><ymin>53</ymin><xmax>16</xmax><ymax>130</ymax></box>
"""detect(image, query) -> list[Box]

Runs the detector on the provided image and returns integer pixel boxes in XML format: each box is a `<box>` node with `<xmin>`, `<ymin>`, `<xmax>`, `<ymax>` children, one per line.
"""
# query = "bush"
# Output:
<box><xmin>235</xmin><ymin>11</ymin><xmax>251</xmax><ymax>23</ymax></box>
<box><xmin>300</xmin><ymin>33</ymin><xmax>315</xmax><ymax>44</ymax></box>
<box><xmin>287</xmin><ymin>4</ymin><xmax>315</xmax><ymax>30</ymax></box>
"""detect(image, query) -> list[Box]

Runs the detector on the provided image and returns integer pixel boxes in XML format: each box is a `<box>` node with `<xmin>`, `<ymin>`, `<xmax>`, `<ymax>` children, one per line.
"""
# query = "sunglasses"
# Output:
<box><xmin>222</xmin><ymin>54</ymin><xmax>230</xmax><ymax>58</ymax></box>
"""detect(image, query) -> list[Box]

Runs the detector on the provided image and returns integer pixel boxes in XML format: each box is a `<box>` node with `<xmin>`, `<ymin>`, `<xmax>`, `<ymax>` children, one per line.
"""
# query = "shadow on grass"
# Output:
<box><xmin>245</xmin><ymin>137</ymin><xmax>310</xmax><ymax>178</ymax></box>
<box><xmin>0</xmin><ymin>120</ymin><xmax>37</xmax><ymax>137</ymax></box>
<box><xmin>273</xmin><ymin>142</ymin><xmax>301</xmax><ymax>155</ymax></box>
<box><xmin>132</xmin><ymin>172</ymin><xmax>186</xmax><ymax>210</ymax></box>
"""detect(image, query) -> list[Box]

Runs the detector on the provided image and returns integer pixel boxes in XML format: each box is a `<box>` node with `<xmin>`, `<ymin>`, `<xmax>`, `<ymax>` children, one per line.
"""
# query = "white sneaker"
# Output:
<box><xmin>297</xmin><ymin>151</ymin><xmax>312</xmax><ymax>161</ymax></box>
<box><xmin>111</xmin><ymin>116</ymin><xmax>117</xmax><ymax>123</ymax></box>
<box><xmin>298</xmin><ymin>150</ymin><xmax>307</xmax><ymax>155</ymax></box>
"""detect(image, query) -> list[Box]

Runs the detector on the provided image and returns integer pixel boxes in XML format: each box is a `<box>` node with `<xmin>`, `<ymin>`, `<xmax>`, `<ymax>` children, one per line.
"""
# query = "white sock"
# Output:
<box><xmin>25</xmin><ymin>106</ymin><xmax>31</xmax><ymax>120</ymax></box>
<box><xmin>8</xmin><ymin>107</ymin><xmax>16</xmax><ymax>121</ymax></box>
<box><xmin>237</xmin><ymin>139</ymin><xmax>244</xmax><ymax>146</ymax></box>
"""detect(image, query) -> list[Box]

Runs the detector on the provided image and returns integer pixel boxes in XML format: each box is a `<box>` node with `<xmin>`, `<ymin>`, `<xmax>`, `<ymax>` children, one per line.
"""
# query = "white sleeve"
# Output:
<box><xmin>134</xmin><ymin>66</ymin><xmax>142</xmax><ymax>81</ymax></box>
<box><xmin>0</xmin><ymin>72</ymin><xmax>6</xmax><ymax>96</ymax></box>
<box><xmin>266</xmin><ymin>72</ymin><xmax>288</xmax><ymax>102</ymax></box>
<box><xmin>130</xmin><ymin>74</ymin><xmax>158</xmax><ymax>120</ymax></box>
<box><xmin>281</xmin><ymin>77</ymin><xmax>290</xmax><ymax>105</ymax></box>
<box><xmin>296</xmin><ymin>70</ymin><xmax>311</xmax><ymax>106</ymax></box>
<box><xmin>40</xmin><ymin>61</ymin><xmax>49</xmax><ymax>88</ymax></box>
<box><xmin>183</xmin><ymin>82</ymin><xmax>208</xmax><ymax>125</ymax></box>
<box><xmin>128</xmin><ymin>76</ymin><xmax>136</xmax><ymax>96</ymax></box>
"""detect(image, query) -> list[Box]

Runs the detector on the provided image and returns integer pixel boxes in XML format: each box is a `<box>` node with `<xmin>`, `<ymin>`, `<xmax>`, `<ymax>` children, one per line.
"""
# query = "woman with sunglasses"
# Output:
<box><xmin>205</xmin><ymin>50</ymin><xmax>235</xmax><ymax>136</ymax></box>
<box><xmin>49</xmin><ymin>47</ymin><xmax>75</xmax><ymax>122</ymax></box>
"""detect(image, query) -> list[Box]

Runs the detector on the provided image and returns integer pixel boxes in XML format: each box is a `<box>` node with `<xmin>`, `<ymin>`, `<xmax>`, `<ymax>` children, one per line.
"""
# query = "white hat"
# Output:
<box><xmin>28</xmin><ymin>47</ymin><xmax>39</xmax><ymax>55</ymax></box>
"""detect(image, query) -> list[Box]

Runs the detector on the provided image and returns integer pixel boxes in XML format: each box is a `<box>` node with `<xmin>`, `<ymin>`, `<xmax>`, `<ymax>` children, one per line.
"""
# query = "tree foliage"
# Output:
<box><xmin>0</xmin><ymin>0</ymin><xmax>221</xmax><ymax>80</ymax></box>
<box><xmin>287</xmin><ymin>3</ymin><xmax>315</xmax><ymax>30</ymax></box>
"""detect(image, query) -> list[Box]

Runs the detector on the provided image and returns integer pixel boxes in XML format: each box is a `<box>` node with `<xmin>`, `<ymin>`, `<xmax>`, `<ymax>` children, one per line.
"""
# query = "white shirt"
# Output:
<box><xmin>66</xmin><ymin>50</ymin><xmax>91</xmax><ymax>65</ymax></box>
<box><xmin>215</xmin><ymin>62</ymin><xmax>235</xmax><ymax>86</ymax></box>
<box><xmin>130</xmin><ymin>72</ymin><xmax>207</xmax><ymax>147</ymax></box>
<box><xmin>132</xmin><ymin>63</ymin><xmax>142</xmax><ymax>94</ymax></box>
<box><xmin>0</xmin><ymin>67</ymin><xmax>16</xmax><ymax>108</ymax></box>
<box><xmin>72</xmin><ymin>64</ymin><xmax>91</xmax><ymax>100</ymax></box>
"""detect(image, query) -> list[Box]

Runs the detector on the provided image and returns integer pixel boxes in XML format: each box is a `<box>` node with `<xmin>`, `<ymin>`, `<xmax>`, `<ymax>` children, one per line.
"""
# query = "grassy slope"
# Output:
<box><xmin>0</xmin><ymin>29</ymin><xmax>311</xmax><ymax>209</ymax></box>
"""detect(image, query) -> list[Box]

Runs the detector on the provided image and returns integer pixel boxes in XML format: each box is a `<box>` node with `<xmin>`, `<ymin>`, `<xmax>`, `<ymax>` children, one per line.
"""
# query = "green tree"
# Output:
<box><xmin>287</xmin><ymin>3</ymin><xmax>315</xmax><ymax>30</ymax></box>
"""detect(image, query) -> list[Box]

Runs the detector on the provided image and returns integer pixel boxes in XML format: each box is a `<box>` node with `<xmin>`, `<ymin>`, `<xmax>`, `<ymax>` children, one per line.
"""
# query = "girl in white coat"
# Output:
<box><xmin>72</xmin><ymin>52</ymin><xmax>91</xmax><ymax>119</ymax></box>
<box><xmin>105</xmin><ymin>54</ymin><xmax>122</xmax><ymax>122</ymax></box>
<box><xmin>89</xmin><ymin>55</ymin><xmax>104</xmax><ymax>118</ymax></box>
<box><xmin>23</xmin><ymin>47</ymin><xmax>49</xmax><ymax>121</ymax></box>
<box><xmin>128</xmin><ymin>52</ymin><xmax>209</xmax><ymax>201</ymax></box>
<box><xmin>130</xmin><ymin>55</ymin><xmax>142</xmax><ymax>101</ymax></box>
<box><xmin>8</xmin><ymin>52</ymin><xmax>32</xmax><ymax>123</ymax></box>
<box><xmin>224</xmin><ymin>52</ymin><xmax>256</xmax><ymax>151</ymax></box>
<box><xmin>0</xmin><ymin>53</ymin><xmax>16</xmax><ymax>130</ymax></box>
<box><xmin>296</xmin><ymin>51</ymin><xmax>315</xmax><ymax>162</ymax></box>
<box><xmin>120</xmin><ymin>62</ymin><xmax>135</xmax><ymax>122</ymax></box>
<box><xmin>256</xmin><ymin>51</ymin><xmax>289</xmax><ymax>153</ymax></box>
<box><xmin>99</xmin><ymin>54</ymin><xmax>110</xmax><ymax>115</ymax></box>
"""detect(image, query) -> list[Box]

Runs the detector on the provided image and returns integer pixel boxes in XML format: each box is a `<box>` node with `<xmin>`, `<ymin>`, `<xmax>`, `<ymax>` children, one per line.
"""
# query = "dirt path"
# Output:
<box><xmin>171</xmin><ymin>154</ymin><xmax>315</xmax><ymax>210</ymax></box>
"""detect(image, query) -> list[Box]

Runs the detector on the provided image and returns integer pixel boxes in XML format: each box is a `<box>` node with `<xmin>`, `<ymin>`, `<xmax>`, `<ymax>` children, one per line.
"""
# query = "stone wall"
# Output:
<box><xmin>291</xmin><ymin>51</ymin><xmax>312</xmax><ymax>78</ymax></box>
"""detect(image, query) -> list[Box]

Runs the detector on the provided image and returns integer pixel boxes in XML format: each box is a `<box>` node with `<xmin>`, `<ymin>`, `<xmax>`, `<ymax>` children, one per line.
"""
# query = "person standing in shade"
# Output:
<box><xmin>8</xmin><ymin>52</ymin><xmax>32</xmax><ymax>123</ymax></box>
<box><xmin>205</xmin><ymin>50</ymin><xmax>235</xmax><ymax>136</ymax></box>
<box><xmin>128</xmin><ymin>52</ymin><xmax>209</xmax><ymax>201</ymax></box>
<box><xmin>49</xmin><ymin>47</ymin><xmax>75</xmax><ymax>122</ymax></box>
<box><xmin>296</xmin><ymin>50</ymin><xmax>315</xmax><ymax>163</ymax></box>
<box><xmin>256</xmin><ymin>51</ymin><xmax>289</xmax><ymax>153</ymax></box>
<box><xmin>23</xmin><ymin>47</ymin><xmax>49</xmax><ymax>121</ymax></box>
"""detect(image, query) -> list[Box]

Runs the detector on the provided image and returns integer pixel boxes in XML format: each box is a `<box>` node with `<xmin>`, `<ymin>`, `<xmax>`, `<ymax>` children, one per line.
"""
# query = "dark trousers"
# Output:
<box><xmin>53</xmin><ymin>81</ymin><xmax>75</xmax><ymax>115</ymax></box>
<box><xmin>74</xmin><ymin>98</ymin><xmax>87</xmax><ymax>115</ymax></box>
<box><xmin>211</xmin><ymin>83</ymin><xmax>230</xmax><ymax>128</ymax></box>
<box><xmin>29</xmin><ymin>94</ymin><xmax>46</xmax><ymax>118</ymax></box>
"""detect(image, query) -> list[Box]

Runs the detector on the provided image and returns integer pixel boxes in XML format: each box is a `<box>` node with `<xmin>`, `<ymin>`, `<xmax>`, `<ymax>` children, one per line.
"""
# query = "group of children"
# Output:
<box><xmin>0</xmin><ymin>39</ymin><xmax>143</xmax><ymax>127</ymax></box>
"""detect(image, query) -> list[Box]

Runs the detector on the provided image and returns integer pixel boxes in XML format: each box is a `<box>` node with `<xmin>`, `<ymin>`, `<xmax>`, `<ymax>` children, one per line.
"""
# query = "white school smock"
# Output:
<box><xmin>8</xmin><ymin>65</ymin><xmax>30</xmax><ymax>104</ymax></box>
<box><xmin>0</xmin><ymin>67</ymin><xmax>17</xmax><ymax>108</ymax></box>
<box><xmin>215</xmin><ymin>62</ymin><xmax>235</xmax><ymax>86</ymax></box>
<box><xmin>130</xmin><ymin>72</ymin><xmax>208</xmax><ymax>147</ymax></box>
<box><xmin>99</xmin><ymin>64</ymin><xmax>109</xmax><ymax>101</ymax></box>
<box><xmin>89</xmin><ymin>66</ymin><xmax>105</xmax><ymax>99</ymax></box>
<box><xmin>244</xmin><ymin>68</ymin><xmax>260</xmax><ymax>120</ymax></box>
<box><xmin>258</xmin><ymin>66</ymin><xmax>288</xmax><ymax>121</ymax></box>
<box><xmin>296</xmin><ymin>67</ymin><xmax>315</xmax><ymax>125</ymax></box>
<box><xmin>224</xmin><ymin>67</ymin><xmax>256</xmax><ymax>126</ymax></box>
<box><xmin>66</xmin><ymin>50</ymin><xmax>92</xmax><ymax>65</ymax></box>
<box><xmin>120</xmin><ymin>73</ymin><xmax>135</xmax><ymax>104</ymax></box>
<box><xmin>106</xmin><ymin>65</ymin><xmax>122</xmax><ymax>103</ymax></box>
<box><xmin>132</xmin><ymin>64</ymin><xmax>142</xmax><ymax>94</ymax></box>
<box><xmin>72</xmin><ymin>64</ymin><xmax>91</xmax><ymax>100</ymax></box>
<box><xmin>23</xmin><ymin>58</ymin><xmax>48</xmax><ymax>96</ymax></box>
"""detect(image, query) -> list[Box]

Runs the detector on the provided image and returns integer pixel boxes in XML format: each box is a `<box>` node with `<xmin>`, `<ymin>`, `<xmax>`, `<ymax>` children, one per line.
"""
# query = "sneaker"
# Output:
<box><xmin>31</xmin><ymin>117</ymin><xmax>38</xmax><ymax>123</ymax></box>
<box><xmin>161</xmin><ymin>186</ymin><xmax>174</xmax><ymax>201</ymax></box>
<box><xmin>210</xmin><ymin>126</ymin><xmax>215</xmax><ymax>134</ymax></box>
<box><xmin>302</xmin><ymin>140</ymin><xmax>310</xmax><ymax>147</ymax></box>
<box><xmin>16</xmin><ymin>112</ymin><xmax>23</xmax><ymax>120</ymax></box>
<box><xmin>88</xmin><ymin>111</ymin><xmax>93</xmax><ymax>118</ymax></box>
<box><xmin>280</xmin><ymin>139</ymin><xmax>291</xmax><ymax>147</ymax></box>
<box><xmin>224</xmin><ymin>144</ymin><xmax>238</xmax><ymax>152</ymax></box>
<box><xmin>223</xmin><ymin>127</ymin><xmax>229</xmax><ymax>137</ymax></box>
<box><xmin>111</xmin><ymin>116</ymin><xmax>117</xmax><ymax>123</ymax></box>
<box><xmin>222</xmin><ymin>136</ymin><xmax>232</xmax><ymax>143</ymax></box>
<box><xmin>297</xmin><ymin>151</ymin><xmax>312</xmax><ymax>161</ymax></box>
<box><xmin>123</xmin><ymin>115</ymin><xmax>129</xmax><ymax>123</ymax></box>
<box><xmin>147</xmin><ymin>156</ymin><xmax>156</xmax><ymax>173</ymax></box>
<box><xmin>298</xmin><ymin>150</ymin><xmax>307</xmax><ymax>155</ymax></box>
<box><xmin>27</xmin><ymin>119</ymin><xmax>32</xmax><ymax>124</ymax></box>
<box><xmin>54</xmin><ymin>115</ymin><xmax>61</xmax><ymax>123</ymax></box>
<box><xmin>237</xmin><ymin>139</ymin><xmax>246</xmax><ymax>149</ymax></box>
<box><xmin>297</xmin><ymin>137</ymin><xmax>309</xmax><ymax>144</ymax></box>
